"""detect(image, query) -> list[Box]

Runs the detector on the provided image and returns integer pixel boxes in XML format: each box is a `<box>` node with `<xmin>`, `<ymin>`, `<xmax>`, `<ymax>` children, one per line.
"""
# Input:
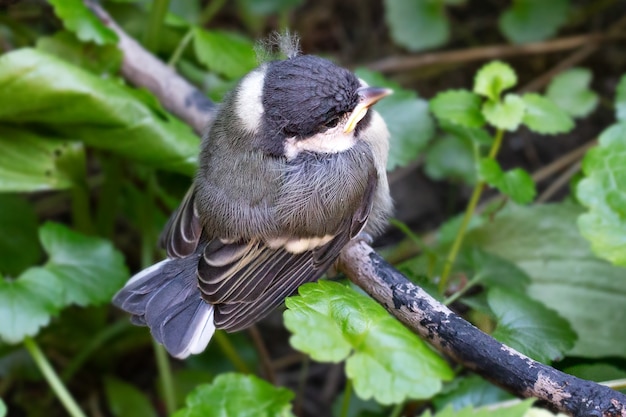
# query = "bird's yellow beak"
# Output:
<box><xmin>344</xmin><ymin>87</ymin><xmax>393</xmax><ymax>134</ymax></box>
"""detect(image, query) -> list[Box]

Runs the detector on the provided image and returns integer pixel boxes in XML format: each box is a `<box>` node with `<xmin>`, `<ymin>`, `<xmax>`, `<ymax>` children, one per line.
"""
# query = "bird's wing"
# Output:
<box><xmin>198</xmin><ymin>167</ymin><xmax>378</xmax><ymax>332</ymax></box>
<box><xmin>159</xmin><ymin>186</ymin><xmax>202</xmax><ymax>258</ymax></box>
<box><xmin>159</xmin><ymin>168</ymin><xmax>377</xmax><ymax>332</ymax></box>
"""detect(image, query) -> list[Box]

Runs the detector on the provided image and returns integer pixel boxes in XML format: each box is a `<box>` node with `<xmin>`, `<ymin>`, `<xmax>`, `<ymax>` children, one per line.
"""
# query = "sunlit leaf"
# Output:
<box><xmin>0</xmin><ymin>397</ymin><xmax>6</xmax><ymax>417</ymax></box>
<box><xmin>474</xmin><ymin>61</ymin><xmax>517</xmax><ymax>101</ymax></box>
<box><xmin>284</xmin><ymin>281</ymin><xmax>454</xmax><ymax>404</ymax></box>
<box><xmin>0</xmin><ymin>268</ymin><xmax>63</xmax><ymax>344</ymax></box>
<box><xmin>478</xmin><ymin>159</ymin><xmax>536</xmax><ymax>204</ymax></box>
<box><xmin>41</xmin><ymin>222</ymin><xmax>128</xmax><ymax>306</ymax></box>
<box><xmin>0</xmin><ymin>48</ymin><xmax>198</xmax><ymax>175</ymax></box>
<box><xmin>0</xmin><ymin>127</ymin><xmax>82</xmax><ymax>192</ymax></box>
<box><xmin>49</xmin><ymin>0</ymin><xmax>118</xmax><ymax>45</ymax></box>
<box><xmin>577</xmin><ymin>125</ymin><xmax>626</xmax><ymax>267</ymax></box>
<box><xmin>482</xmin><ymin>94</ymin><xmax>525</xmax><ymax>131</ymax></box>
<box><xmin>521</xmin><ymin>93</ymin><xmax>574</xmax><ymax>134</ymax></box>
<box><xmin>173</xmin><ymin>373</ymin><xmax>295</xmax><ymax>417</ymax></box>
<box><xmin>430</xmin><ymin>90</ymin><xmax>485</xmax><ymax>128</ymax></box>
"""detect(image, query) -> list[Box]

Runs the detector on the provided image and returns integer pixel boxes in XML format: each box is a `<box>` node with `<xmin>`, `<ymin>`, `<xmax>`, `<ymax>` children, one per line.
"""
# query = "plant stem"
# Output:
<box><xmin>140</xmin><ymin>171</ymin><xmax>177</xmax><ymax>414</ymax></box>
<box><xmin>339</xmin><ymin>378</ymin><xmax>352</xmax><ymax>417</ymax></box>
<box><xmin>168</xmin><ymin>29</ymin><xmax>194</xmax><ymax>67</ymax></box>
<box><xmin>143</xmin><ymin>0</ymin><xmax>171</xmax><ymax>52</ymax></box>
<box><xmin>388</xmin><ymin>402</ymin><xmax>404</xmax><ymax>417</ymax></box>
<box><xmin>438</xmin><ymin>129</ymin><xmax>504</xmax><ymax>293</ymax></box>
<box><xmin>213</xmin><ymin>331</ymin><xmax>252</xmax><ymax>374</ymax></box>
<box><xmin>23</xmin><ymin>337</ymin><xmax>87</xmax><ymax>417</ymax></box>
<box><xmin>153</xmin><ymin>341</ymin><xmax>177</xmax><ymax>415</ymax></box>
<box><xmin>199</xmin><ymin>0</ymin><xmax>227</xmax><ymax>26</ymax></box>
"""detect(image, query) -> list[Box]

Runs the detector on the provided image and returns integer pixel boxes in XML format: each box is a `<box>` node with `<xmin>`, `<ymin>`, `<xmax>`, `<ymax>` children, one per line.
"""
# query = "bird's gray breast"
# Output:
<box><xmin>275</xmin><ymin>140</ymin><xmax>376</xmax><ymax>237</ymax></box>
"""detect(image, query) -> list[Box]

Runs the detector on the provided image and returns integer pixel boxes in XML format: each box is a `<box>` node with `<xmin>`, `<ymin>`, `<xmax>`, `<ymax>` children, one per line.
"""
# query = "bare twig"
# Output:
<box><xmin>338</xmin><ymin>240</ymin><xmax>626</xmax><ymax>417</ymax></box>
<box><xmin>368</xmin><ymin>33</ymin><xmax>623</xmax><ymax>74</ymax></box>
<box><xmin>85</xmin><ymin>0</ymin><xmax>215</xmax><ymax>135</ymax></box>
<box><xmin>87</xmin><ymin>3</ymin><xmax>626</xmax><ymax>416</ymax></box>
<box><xmin>247</xmin><ymin>326</ymin><xmax>277</xmax><ymax>384</ymax></box>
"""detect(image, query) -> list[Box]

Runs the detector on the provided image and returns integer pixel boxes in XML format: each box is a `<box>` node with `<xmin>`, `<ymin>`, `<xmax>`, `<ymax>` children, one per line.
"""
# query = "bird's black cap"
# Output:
<box><xmin>259</xmin><ymin>55</ymin><xmax>363</xmax><ymax>155</ymax></box>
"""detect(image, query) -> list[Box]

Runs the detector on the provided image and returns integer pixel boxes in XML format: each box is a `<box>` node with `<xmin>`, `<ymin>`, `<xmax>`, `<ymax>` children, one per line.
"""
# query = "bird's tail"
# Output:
<box><xmin>112</xmin><ymin>257</ymin><xmax>215</xmax><ymax>359</ymax></box>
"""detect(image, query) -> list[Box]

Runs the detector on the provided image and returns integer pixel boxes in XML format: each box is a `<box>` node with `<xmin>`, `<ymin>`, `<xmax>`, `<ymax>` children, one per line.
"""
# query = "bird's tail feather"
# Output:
<box><xmin>113</xmin><ymin>257</ymin><xmax>215</xmax><ymax>359</ymax></box>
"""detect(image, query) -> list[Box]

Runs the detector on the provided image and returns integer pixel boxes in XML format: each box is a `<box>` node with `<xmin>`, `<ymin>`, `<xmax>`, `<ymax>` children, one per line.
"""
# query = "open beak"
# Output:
<box><xmin>344</xmin><ymin>87</ymin><xmax>393</xmax><ymax>133</ymax></box>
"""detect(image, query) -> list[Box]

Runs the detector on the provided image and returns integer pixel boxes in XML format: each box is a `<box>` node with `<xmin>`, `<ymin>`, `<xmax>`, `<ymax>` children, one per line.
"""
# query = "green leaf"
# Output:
<box><xmin>36</xmin><ymin>31</ymin><xmax>122</xmax><ymax>76</ymax></box>
<box><xmin>0</xmin><ymin>195</ymin><xmax>40</xmax><ymax>277</ymax></box>
<box><xmin>615</xmin><ymin>74</ymin><xmax>626</xmax><ymax>121</ymax></box>
<box><xmin>41</xmin><ymin>222</ymin><xmax>128</xmax><ymax>306</ymax></box>
<box><xmin>0</xmin><ymin>268</ymin><xmax>64</xmax><ymax>344</ymax></box>
<box><xmin>546</xmin><ymin>68</ymin><xmax>599</xmax><ymax>118</ymax></box>
<box><xmin>49</xmin><ymin>0</ymin><xmax>118</xmax><ymax>45</ymax></box>
<box><xmin>430</xmin><ymin>90</ymin><xmax>485</xmax><ymax>128</ymax></box>
<box><xmin>192</xmin><ymin>29</ymin><xmax>257</xmax><ymax>80</ymax></box>
<box><xmin>0</xmin><ymin>48</ymin><xmax>199</xmax><ymax>175</ymax></box>
<box><xmin>478</xmin><ymin>159</ymin><xmax>536</xmax><ymax>204</ymax></box>
<box><xmin>284</xmin><ymin>281</ymin><xmax>453</xmax><ymax>404</ymax></box>
<box><xmin>424</xmin><ymin>134</ymin><xmax>476</xmax><ymax>185</ymax></box>
<box><xmin>384</xmin><ymin>0</ymin><xmax>449</xmax><ymax>51</ymax></box>
<box><xmin>461</xmin><ymin>249</ymin><xmax>530</xmax><ymax>293</ymax></box>
<box><xmin>474</xmin><ymin>61</ymin><xmax>517</xmax><ymax>101</ymax></box>
<box><xmin>565</xmin><ymin>363</ymin><xmax>626</xmax><ymax>382</ymax></box>
<box><xmin>488</xmin><ymin>288</ymin><xmax>576</xmax><ymax>362</ymax></box>
<box><xmin>499</xmin><ymin>0</ymin><xmax>569</xmax><ymax>44</ymax></box>
<box><xmin>521</xmin><ymin>93</ymin><xmax>574</xmax><ymax>134</ymax></box>
<box><xmin>433</xmin><ymin>375</ymin><xmax>512</xmax><ymax>411</ymax></box>
<box><xmin>466</xmin><ymin>203</ymin><xmax>626</xmax><ymax>358</ymax></box>
<box><xmin>356</xmin><ymin>68</ymin><xmax>435</xmax><ymax>170</ymax></box>
<box><xmin>104</xmin><ymin>377</ymin><xmax>157</xmax><ymax>417</ymax></box>
<box><xmin>482</xmin><ymin>94</ymin><xmax>525</xmax><ymax>131</ymax></box>
<box><xmin>0</xmin><ymin>398</ymin><xmax>5</xmax><ymax>417</ymax></box>
<box><xmin>440</xmin><ymin>121</ymin><xmax>493</xmax><ymax>147</ymax></box>
<box><xmin>0</xmin><ymin>127</ymin><xmax>83</xmax><ymax>192</ymax></box>
<box><xmin>577</xmin><ymin>124</ymin><xmax>626</xmax><ymax>267</ymax></box>
<box><xmin>422</xmin><ymin>399</ymin><xmax>534</xmax><ymax>417</ymax></box>
<box><xmin>173</xmin><ymin>373</ymin><xmax>295</xmax><ymax>417</ymax></box>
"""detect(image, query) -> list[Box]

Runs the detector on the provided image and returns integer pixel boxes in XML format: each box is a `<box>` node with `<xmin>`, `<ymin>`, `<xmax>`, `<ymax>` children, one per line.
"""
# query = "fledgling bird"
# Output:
<box><xmin>113</xmin><ymin>40</ymin><xmax>393</xmax><ymax>359</ymax></box>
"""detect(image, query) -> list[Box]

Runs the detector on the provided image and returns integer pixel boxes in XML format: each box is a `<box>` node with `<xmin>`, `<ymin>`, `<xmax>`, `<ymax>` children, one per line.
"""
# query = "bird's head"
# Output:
<box><xmin>232</xmin><ymin>54</ymin><xmax>392</xmax><ymax>159</ymax></box>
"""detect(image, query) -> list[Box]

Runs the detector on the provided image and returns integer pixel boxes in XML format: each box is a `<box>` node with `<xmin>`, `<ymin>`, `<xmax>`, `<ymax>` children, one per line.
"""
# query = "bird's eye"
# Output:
<box><xmin>323</xmin><ymin>116</ymin><xmax>340</xmax><ymax>129</ymax></box>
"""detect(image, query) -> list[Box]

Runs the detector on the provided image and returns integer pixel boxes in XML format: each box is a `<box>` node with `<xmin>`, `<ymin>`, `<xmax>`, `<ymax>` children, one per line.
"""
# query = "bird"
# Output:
<box><xmin>113</xmin><ymin>39</ymin><xmax>393</xmax><ymax>359</ymax></box>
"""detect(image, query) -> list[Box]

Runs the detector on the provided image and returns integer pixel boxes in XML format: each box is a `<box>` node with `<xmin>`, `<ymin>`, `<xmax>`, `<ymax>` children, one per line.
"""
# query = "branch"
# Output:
<box><xmin>85</xmin><ymin>0</ymin><xmax>215</xmax><ymax>135</ymax></box>
<box><xmin>338</xmin><ymin>240</ymin><xmax>626</xmax><ymax>417</ymax></box>
<box><xmin>87</xmin><ymin>3</ymin><xmax>626</xmax><ymax>416</ymax></box>
<box><xmin>367</xmin><ymin>32</ymin><xmax>625</xmax><ymax>74</ymax></box>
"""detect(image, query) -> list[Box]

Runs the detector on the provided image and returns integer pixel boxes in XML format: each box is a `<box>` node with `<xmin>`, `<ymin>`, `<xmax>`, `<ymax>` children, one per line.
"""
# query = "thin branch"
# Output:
<box><xmin>85</xmin><ymin>0</ymin><xmax>216</xmax><ymax>135</ymax></box>
<box><xmin>367</xmin><ymin>32</ymin><xmax>623</xmax><ymax>74</ymax></box>
<box><xmin>338</xmin><ymin>240</ymin><xmax>626</xmax><ymax>417</ymax></box>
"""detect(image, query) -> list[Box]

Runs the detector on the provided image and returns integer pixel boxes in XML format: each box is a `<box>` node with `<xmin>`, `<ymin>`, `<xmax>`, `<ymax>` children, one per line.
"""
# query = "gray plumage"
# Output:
<box><xmin>113</xmin><ymin>50</ymin><xmax>393</xmax><ymax>359</ymax></box>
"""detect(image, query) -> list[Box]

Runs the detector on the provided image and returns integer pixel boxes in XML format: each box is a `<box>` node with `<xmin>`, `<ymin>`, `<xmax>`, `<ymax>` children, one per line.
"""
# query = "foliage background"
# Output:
<box><xmin>1</xmin><ymin>0</ymin><xmax>626</xmax><ymax>416</ymax></box>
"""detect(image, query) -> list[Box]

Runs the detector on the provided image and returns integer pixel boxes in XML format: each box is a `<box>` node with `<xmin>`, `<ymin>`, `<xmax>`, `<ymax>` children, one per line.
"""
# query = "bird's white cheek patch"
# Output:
<box><xmin>235</xmin><ymin>68</ymin><xmax>266</xmax><ymax>134</ymax></box>
<box><xmin>283</xmin><ymin>130</ymin><xmax>356</xmax><ymax>160</ymax></box>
